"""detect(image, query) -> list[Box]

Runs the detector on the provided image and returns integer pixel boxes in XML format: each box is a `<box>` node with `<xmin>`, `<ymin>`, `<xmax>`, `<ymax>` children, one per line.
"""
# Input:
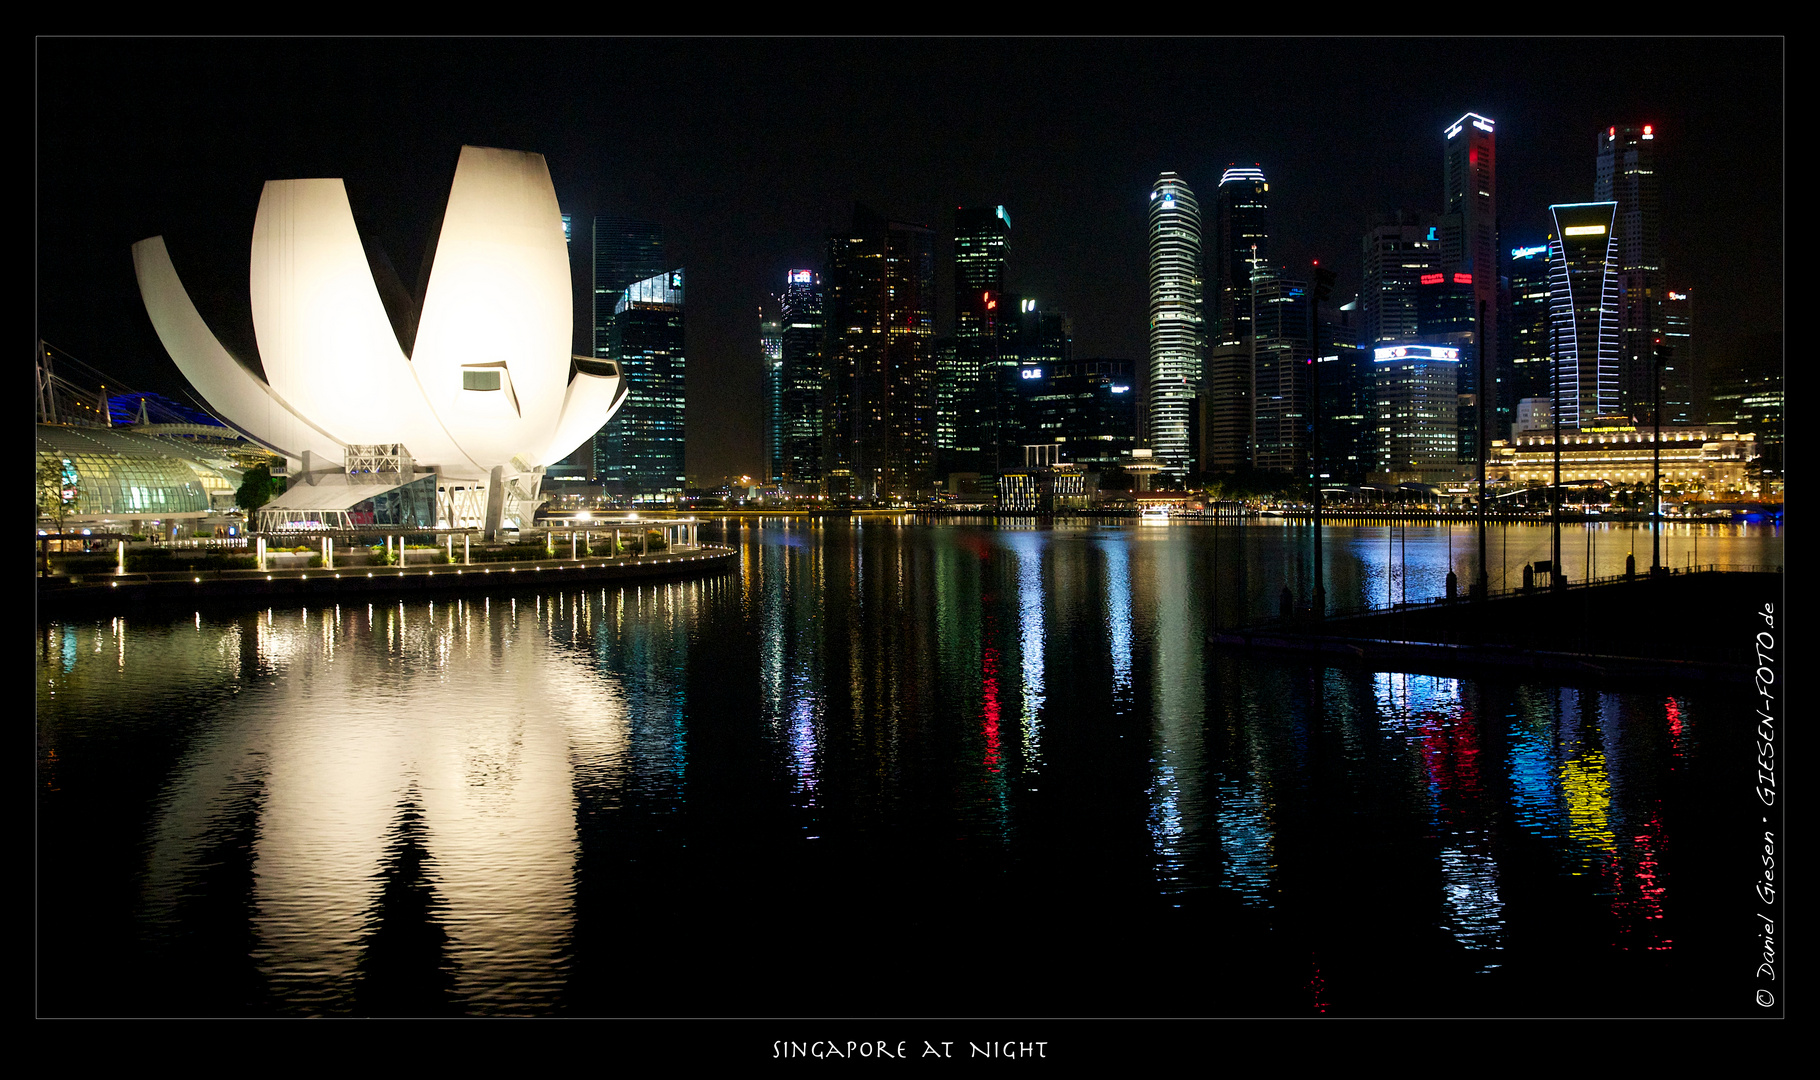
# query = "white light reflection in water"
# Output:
<box><xmin>134</xmin><ymin>596</ymin><xmax>633</xmax><ymax>1015</ymax></box>
<box><xmin>1100</xmin><ymin>536</ymin><xmax>1132</xmax><ymax>697</ymax></box>
<box><xmin>1006</xmin><ymin>532</ymin><xmax>1046</xmax><ymax>766</ymax></box>
<box><xmin>1144</xmin><ymin>532</ymin><xmax>1206</xmax><ymax>900</ymax></box>
<box><xmin>758</xmin><ymin>529</ymin><xmax>821</xmax><ymax>800</ymax></box>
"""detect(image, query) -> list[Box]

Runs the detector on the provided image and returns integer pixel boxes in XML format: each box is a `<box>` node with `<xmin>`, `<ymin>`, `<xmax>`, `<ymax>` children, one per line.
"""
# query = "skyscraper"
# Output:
<box><xmin>944</xmin><ymin>205</ymin><xmax>1011</xmax><ymax>474</ymax></box>
<box><xmin>1361</xmin><ymin>211</ymin><xmax>1443</xmax><ymax>350</ymax></box>
<box><xmin>993</xmin><ymin>296</ymin><xmax>1071</xmax><ymax>466</ymax></box>
<box><xmin>1005</xmin><ymin>358</ymin><xmax>1138</xmax><ymax>470</ymax></box>
<box><xmin>1249</xmin><ymin>267</ymin><xmax>1310</xmax><ymax>475</ymax></box>
<box><xmin>592</xmin><ymin>216</ymin><xmax>665</xmax><ymax>361</ymax></box>
<box><xmin>1442</xmin><ymin>112</ymin><xmax>1500</xmax><ymax>457</ymax></box>
<box><xmin>1317</xmin><ymin>300</ymin><xmax>1373</xmax><ymax>484</ymax></box>
<box><xmin>1547</xmin><ymin>202</ymin><xmax>1621</xmax><ymax>429</ymax></box>
<box><xmin>1374</xmin><ymin>344</ymin><xmax>1461</xmax><ymax>480</ymax></box>
<box><xmin>599</xmin><ymin>269</ymin><xmax>686</xmax><ymax>501</ymax></box>
<box><xmin>761</xmin><ymin>303</ymin><xmax>784</xmax><ymax>484</ymax></box>
<box><xmin>1416</xmin><ymin>270</ymin><xmax>1481</xmax><ymax>465</ymax></box>
<box><xmin>1147</xmin><ymin>172</ymin><xmax>1205</xmax><ymax>476</ymax></box>
<box><xmin>1203</xmin><ymin>167</ymin><xmax>1269</xmax><ymax>475</ymax></box>
<box><xmin>822</xmin><ymin>205</ymin><xmax>935</xmax><ymax>501</ymax></box>
<box><xmin>1507</xmin><ymin>242</ymin><xmax>1553</xmax><ymax>410</ymax></box>
<box><xmin>1662</xmin><ymin>287</ymin><xmax>1693</xmax><ymax>426</ymax></box>
<box><xmin>1595</xmin><ymin>123</ymin><xmax>1665</xmax><ymax>421</ymax></box>
<box><xmin>1213</xmin><ymin>165</ymin><xmax>1270</xmax><ymax>343</ymax></box>
<box><xmin>778</xmin><ymin>269</ymin><xmax>825</xmax><ymax>486</ymax></box>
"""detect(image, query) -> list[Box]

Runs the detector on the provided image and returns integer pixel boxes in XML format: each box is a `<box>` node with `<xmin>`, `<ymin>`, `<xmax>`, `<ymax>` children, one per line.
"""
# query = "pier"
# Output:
<box><xmin>1211</xmin><ymin>565</ymin><xmax>1782</xmax><ymax>685</ymax></box>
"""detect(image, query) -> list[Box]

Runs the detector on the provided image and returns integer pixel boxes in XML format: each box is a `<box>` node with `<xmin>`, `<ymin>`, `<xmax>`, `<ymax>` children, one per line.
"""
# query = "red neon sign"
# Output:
<box><xmin>1420</xmin><ymin>273</ymin><xmax>1444</xmax><ymax>285</ymax></box>
<box><xmin>1453</xmin><ymin>272</ymin><xmax>1472</xmax><ymax>285</ymax></box>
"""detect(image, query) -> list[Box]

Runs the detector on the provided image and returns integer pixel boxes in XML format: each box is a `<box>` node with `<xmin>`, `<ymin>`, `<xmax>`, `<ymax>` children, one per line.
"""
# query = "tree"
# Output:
<box><xmin>37</xmin><ymin>456</ymin><xmax>75</xmax><ymax>535</ymax></box>
<box><xmin>235</xmin><ymin>462</ymin><xmax>286</xmax><ymax>512</ymax></box>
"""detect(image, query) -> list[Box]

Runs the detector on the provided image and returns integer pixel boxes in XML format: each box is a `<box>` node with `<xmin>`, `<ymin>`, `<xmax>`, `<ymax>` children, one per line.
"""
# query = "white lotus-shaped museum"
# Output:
<box><xmin>133</xmin><ymin>145</ymin><xmax>625</xmax><ymax>533</ymax></box>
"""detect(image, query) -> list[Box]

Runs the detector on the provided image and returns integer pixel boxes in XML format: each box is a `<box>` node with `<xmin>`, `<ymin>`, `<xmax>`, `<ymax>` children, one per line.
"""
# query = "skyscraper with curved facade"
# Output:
<box><xmin>1147</xmin><ymin>172</ymin><xmax>1204</xmax><ymax>476</ymax></box>
<box><xmin>1547</xmin><ymin>201</ymin><xmax>1620</xmax><ymax>429</ymax></box>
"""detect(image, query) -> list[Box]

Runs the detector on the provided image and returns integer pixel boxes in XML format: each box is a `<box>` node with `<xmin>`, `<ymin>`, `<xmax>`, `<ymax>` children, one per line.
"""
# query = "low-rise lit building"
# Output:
<box><xmin>1490</xmin><ymin>422</ymin><xmax>1760</xmax><ymax>498</ymax></box>
<box><xmin>37</xmin><ymin>422</ymin><xmax>247</xmax><ymax>537</ymax></box>
<box><xmin>998</xmin><ymin>445</ymin><xmax>1092</xmax><ymax>513</ymax></box>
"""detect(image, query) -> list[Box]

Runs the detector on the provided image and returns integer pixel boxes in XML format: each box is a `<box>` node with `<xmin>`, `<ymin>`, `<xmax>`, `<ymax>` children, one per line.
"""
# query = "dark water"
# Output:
<box><xmin>37</xmin><ymin>519</ymin><xmax>1783</xmax><ymax>1018</ymax></box>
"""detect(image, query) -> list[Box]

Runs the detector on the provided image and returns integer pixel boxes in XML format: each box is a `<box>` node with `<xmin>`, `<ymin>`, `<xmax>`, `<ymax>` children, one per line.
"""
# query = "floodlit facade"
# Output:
<box><xmin>133</xmin><ymin>146</ymin><xmax>627</xmax><ymax>535</ymax></box>
<box><xmin>1147</xmin><ymin>172</ymin><xmax>1205</xmax><ymax>476</ymax></box>
<box><xmin>1492</xmin><ymin>424</ymin><xmax>1760</xmax><ymax>498</ymax></box>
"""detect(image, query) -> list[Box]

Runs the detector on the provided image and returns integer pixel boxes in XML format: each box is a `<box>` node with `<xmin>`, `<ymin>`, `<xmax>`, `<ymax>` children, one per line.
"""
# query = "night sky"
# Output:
<box><xmin>37</xmin><ymin>38</ymin><xmax>1782</xmax><ymax>482</ymax></box>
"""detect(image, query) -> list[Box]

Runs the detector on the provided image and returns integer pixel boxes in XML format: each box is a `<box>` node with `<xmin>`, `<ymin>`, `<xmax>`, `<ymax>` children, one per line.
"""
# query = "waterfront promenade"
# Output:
<box><xmin>36</xmin><ymin>543</ymin><xmax>737</xmax><ymax>615</ymax></box>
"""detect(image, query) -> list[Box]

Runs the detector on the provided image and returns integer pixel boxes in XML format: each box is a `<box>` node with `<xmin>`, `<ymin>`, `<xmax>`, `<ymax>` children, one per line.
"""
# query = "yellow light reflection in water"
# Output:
<box><xmin>1560</xmin><ymin>750</ymin><xmax>1616</xmax><ymax>855</ymax></box>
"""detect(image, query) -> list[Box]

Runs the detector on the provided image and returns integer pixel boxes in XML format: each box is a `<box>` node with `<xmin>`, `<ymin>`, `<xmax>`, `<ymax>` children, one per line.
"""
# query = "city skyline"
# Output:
<box><xmin>37</xmin><ymin>38</ymin><xmax>1781</xmax><ymax>482</ymax></box>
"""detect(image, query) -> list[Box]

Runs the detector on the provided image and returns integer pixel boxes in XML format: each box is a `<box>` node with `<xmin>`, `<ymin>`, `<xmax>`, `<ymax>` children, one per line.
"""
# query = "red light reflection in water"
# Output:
<box><xmin>1612</xmin><ymin>813</ymin><xmax>1672</xmax><ymax>951</ymax></box>
<box><xmin>982</xmin><ymin>644</ymin><xmax>1002</xmax><ymax>774</ymax></box>
<box><xmin>1664</xmin><ymin>696</ymin><xmax>1685</xmax><ymax>759</ymax></box>
<box><xmin>1418</xmin><ymin>707</ymin><xmax>1482</xmax><ymax>799</ymax></box>
<box><xmin>1308</xmin><ymin>954</ymin><xmax>1328</xmax><ymax>1014</ymax></box>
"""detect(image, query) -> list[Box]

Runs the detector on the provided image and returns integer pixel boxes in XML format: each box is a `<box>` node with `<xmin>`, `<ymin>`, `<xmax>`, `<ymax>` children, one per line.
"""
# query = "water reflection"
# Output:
<box><xmin>38</xmin><ymin>519</ymin><xmax>1777</xmax><ymax>1015</ymax></box>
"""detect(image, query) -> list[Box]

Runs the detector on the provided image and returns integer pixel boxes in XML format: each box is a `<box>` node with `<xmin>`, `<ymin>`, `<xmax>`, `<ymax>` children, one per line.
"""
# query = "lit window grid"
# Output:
<box><xmin>1147</xmin><ymin>174</ymin><xmax>1204</xmax><ymax>474</ymax></box>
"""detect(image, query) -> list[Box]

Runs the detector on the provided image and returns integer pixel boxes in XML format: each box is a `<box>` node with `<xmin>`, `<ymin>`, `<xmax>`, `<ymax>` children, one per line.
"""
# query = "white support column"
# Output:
<box><xmin>117</xmin><ymin>540</ymin><xmax>126</xmax><ymax>575</ymax></box>
<box><xmin>571</xmin><ymin>530</ymin><xmax>578</xmax><ymax>560</ymax></box>
<box><xmin>257</xmin><ymin>536</ymin><xmax>266</xmax><ymax>571</ymax></box>
<box><xmin>464</xmin><ymin>534</ymin><xmax>471</xmax><ymax>565</ymax></box>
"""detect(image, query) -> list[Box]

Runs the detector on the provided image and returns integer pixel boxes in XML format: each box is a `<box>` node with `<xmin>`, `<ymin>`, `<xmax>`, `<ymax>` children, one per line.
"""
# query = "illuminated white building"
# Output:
<box><xmin>1491</xmin><ymin>423</ymin><xmax>1760</xmax><ymax>497</ymax></box>
<box><xmin>133</xmin><ymin>146</ymin><xmax>627</xmax><ymax>536</ymax></box>
<box><xmin>1147</xmin><ymin>172</ymin><xmax>1204</xmax><ymax>477</ymax></box>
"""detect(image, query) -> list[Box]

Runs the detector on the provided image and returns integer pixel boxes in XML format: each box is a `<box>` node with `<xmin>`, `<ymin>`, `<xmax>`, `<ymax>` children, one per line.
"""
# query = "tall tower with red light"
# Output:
<box><xmin>1442</xmin><ymin>112</ymin><xmax>1499</xmax><ymax>461</ymax></box>
<box><xmin>1595</xmin><ymin>123</ymin><xmax>1664</xmax><ymax>422</ymax></box>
